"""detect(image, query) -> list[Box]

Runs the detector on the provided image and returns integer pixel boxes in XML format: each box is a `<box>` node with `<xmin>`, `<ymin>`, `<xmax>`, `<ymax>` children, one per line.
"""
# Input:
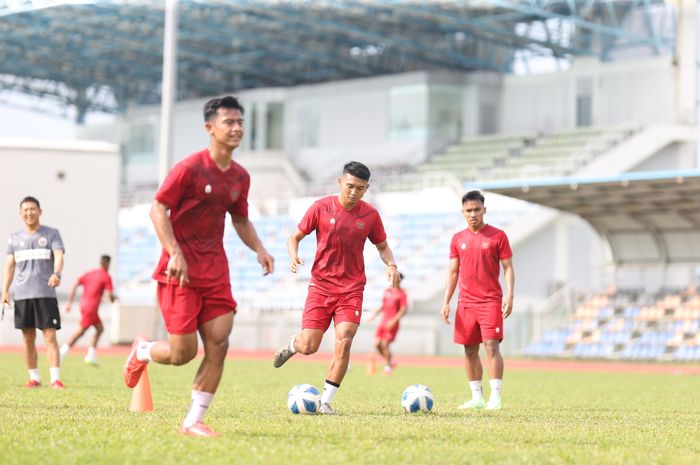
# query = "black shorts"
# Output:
<box><xmin>14</xmin><ymin>298</ymin><xmax>61</xmax><ymax>330</ymax></box>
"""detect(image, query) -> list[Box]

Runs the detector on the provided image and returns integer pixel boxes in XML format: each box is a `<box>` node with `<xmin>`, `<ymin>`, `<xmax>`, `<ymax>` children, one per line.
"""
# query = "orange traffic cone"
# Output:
<box><xmin>129</xmin><ymin>367</ymin><xmax>154</xmax><ymax>412</ymax></box>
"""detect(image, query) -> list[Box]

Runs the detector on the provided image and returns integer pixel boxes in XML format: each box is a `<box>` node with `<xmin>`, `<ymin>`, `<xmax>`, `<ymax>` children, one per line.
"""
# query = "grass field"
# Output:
<box><xmin>1</xmin><ymin>353</ymin><xmax>699</xmax><ymax>465</ymax></box>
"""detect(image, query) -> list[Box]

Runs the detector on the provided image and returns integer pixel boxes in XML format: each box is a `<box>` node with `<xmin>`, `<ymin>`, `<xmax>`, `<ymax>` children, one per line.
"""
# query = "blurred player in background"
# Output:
<box><xmin>2</xmin><ymin>196</ymin><xmax>66</xmax><ymax>389</ymax></box>
<box><xmin>122</xmin><ymin>96</ymin><xmax>274</xmax><ymax>437</ymax></box>
<box><xmin>273</xmin><ymin>161</ymin><xmax>400</xmax><ymax>415</ymax></box>
<box><xmin>60</xmin><ymin>255</ymin><xmax>117</xmax><ymax>366</ymax></box>
<box><xmin>441</xmin><ymin>190</ymin><xmax>514</xmax><ymax>410</ymax></box>
<box><xmin>366</xmin><ymin>273</ymin><xmax>408</xmax><ymax>375</ymax></box>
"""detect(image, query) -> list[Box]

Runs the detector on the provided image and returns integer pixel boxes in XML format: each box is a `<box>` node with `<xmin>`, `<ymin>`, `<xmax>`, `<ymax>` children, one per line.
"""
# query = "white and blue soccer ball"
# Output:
<box><xmin>401</xmin><ymin>384</ymin><xmax>434</xmax><ymax>414</ymax></box>
<box><xmin>287</xmin><ymin>384</ymin><xmax>321</xmax><ymax>415</ymax></box>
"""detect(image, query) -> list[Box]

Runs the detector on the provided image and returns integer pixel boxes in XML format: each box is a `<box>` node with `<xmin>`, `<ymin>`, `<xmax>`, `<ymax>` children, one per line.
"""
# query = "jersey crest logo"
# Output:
<box><xmin>481</xmin><ymin>241</ymin><xmax>491</xmax><ymax>249</ymax></box>
<box><xmin>356</xmin><ymin>222</ymin><xmax>365</xmax><ymax>230</ymax></box>
<box><xmin>230</xmin><ymin>189</ymin><xmax>240</xmax><ymax>201</ymax></box>
<box><xmin>330</xmin><ymin>218</ymin><xmax>336</xmax><ymax>225</ymax></box>
<box><xmin>38</xmin><ymin>237</ymin><xmax>48</xmax><ymax>247</ymax></box>
<box><xmin>460</xmin><ymin>243</ymin><xmax>466</xmax><ymax>250</ymax></box>
<box><xmin>204</xmin><ymin>184</ymin><xmax>212</xmax><ymax>194</ymax></box>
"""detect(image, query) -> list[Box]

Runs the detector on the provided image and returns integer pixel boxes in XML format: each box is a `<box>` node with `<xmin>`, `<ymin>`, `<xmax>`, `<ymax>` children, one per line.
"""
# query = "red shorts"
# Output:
<box><xmin>80</xmin><ymin>307</ymin><xmax>101</xmax><ymax>329</ymax></box>
<box><xmin>375</xmin><ymin>323</ymin><xmax>399</xmax><ymax>342</ymax></box>
<box><xmin>157</xmin><ymin>282</ymin><xmax>237</xmax><ymax>335</ymax></box>
<box><xmin>453</xmin><ymin>301</ymin><xmax>503</xmax><ymax>345</ymax></box>
<box><xmin>302</xmin><ymin>287</ymin><xmax>363</xmax><ymax>331</ymax></box>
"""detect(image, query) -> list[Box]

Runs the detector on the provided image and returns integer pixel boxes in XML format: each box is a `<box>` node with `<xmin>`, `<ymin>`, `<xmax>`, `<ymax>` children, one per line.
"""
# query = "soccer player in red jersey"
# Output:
<box><xmin>61</xmin><ymin>255</ymin><xmax>116</xmax><ymax>365</ymax></box>
<box><xmin>366</xmin><ymin>273</ymin><xmax>408</xmax><ymax>375</ymax></box>
<box><xmin>441</xmin><ymin>190</ymin><xmax>514</xmax><ymax>411</ymax></box>
<box><xmin>272</xmin><ymin>161</ymin><xmax>400</xmax><ymax>414</ymax></box>
<box><xmin>122</xmin><ymin>96</ymin><xmax>274</xmax><ymax>437</ymax></box>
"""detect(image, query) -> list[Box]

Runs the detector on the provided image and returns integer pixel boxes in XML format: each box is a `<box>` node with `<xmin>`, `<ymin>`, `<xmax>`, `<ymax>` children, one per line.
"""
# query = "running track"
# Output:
<box><xmin>2</xmin><ymin>345</ymin><xmax>698</xmax><ymax>375</ymax></box>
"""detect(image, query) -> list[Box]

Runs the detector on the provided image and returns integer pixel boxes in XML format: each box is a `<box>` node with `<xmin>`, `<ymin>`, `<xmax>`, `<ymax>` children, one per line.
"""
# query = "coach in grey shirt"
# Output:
<box><xmin>2</xmin><ymin>196</ymin><xmax>66</xmax><ymax>389</ymax></box>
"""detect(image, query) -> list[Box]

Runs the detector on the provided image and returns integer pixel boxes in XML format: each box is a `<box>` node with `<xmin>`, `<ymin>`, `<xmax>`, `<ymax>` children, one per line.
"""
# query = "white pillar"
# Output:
<box><xmin>675</xmin><ymin>0</ymin><xmax>697</xmax><ymax>125</ymax></box>
<box><xmin>159</xmin><ymin>0</ymin><xmax>178</xmax><ymax>184</ymax></box>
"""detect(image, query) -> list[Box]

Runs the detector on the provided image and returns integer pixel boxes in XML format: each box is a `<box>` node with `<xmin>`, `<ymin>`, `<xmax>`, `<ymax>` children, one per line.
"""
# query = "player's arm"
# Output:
<box><xmin>48</xmin><ymin>250</ymin><xmax>64</xmax><ymax>288</ymax></box>
<box><xmin>150</xmin><ymin>199</ymin><xmax>188</xmax><ymax>287</ymax></box>
<box><xmin>107</xmin><ymin>291</ymin><xmax>118</xmax><ymax>303</ymax></box>
<box><xmin>64</xmin><ymin>280</ymin><xmax>80</xmax><ymax>312</ymax></box>
<box><xmin>375</xmin><ymin>240</ymin><xmax>400</xmax><ymax>288</ymax></box>
<box><xmin>387</xmin><ymin>302</ymin><xmax>408</xmax><ymax>329</ymax></box>
<box><xmin>440</xmin><ymin>258</ymin><xmax>459</xmax><ymax>325</ymax></box>
<box><xmin>366</xmin><ymin>304</ymin><xmax>383</xmax><ymax>322</ymax></box>
<box><xmin>501</xmin><ymin>257</ymin><xmax>514</xmax><ymax>319</ymax></box>
<box><xmin>232</xmin><ymin>215</ymin><xmax>274</xmax><ymax>276</ymax></box>
<box><xmin>1</xmin><ymin>254</ymin><xmax>15</xmax><ymax>305</ymax></box>
<box><xmin>287</xmin><ymin>228</ymin><xmax>307</xmax><ymax>273</ymax></box>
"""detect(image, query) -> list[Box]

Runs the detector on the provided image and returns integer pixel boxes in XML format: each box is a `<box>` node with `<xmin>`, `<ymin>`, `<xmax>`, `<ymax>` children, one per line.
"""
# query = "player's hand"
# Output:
<box><xmin>64</xmin><ymin>303</ymin><xmax>72</xmax><ymax>313</ymax></box>
<box><xmin>502</xmin><ymin>295</ymin><xmax>513</xmax><ymax>319</ymax></box>
<box><xmin>385</xmin><ymin>320</ymin><xmax>397</xmax><ymax>330</ymax></box>
<box><xmin>290</xmin><ymin>255</ymin><xmax>303</xmax><ymax>273</ymax></box>
<box><xmin>48</xmin><ymin>273</ymin><xmax>61</xmax><ymax>288</ymax></box>
<box><xmin>386</xmin><ymin>266</ymin><xmax>400</xmax><ymax>288</ymax></box>
<box><xmin>1</xmin><ymin>291</ymin><xmax>8</xmax><ymax>305</ymax></box>
<box><xmin>257</xmin><ymin>250</ymin><xmax>275</xmax><ymax>276</ymax></box>
<box><xmin>440</xmin><ymin>303</ymin><xmax>451</xmax><ymax>325</ymax></box>
<box><xmin>166</xmin><ymin>251</ymin><xmax>189</xmax><ymax>288</ymax></box>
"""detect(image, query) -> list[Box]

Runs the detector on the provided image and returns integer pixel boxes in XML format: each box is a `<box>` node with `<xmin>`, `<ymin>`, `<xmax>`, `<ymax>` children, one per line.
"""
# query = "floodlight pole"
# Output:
<box><xmin>159</xmin><ymin>0</ymin><xmax>178</xmax><ymax>184</ymax></box>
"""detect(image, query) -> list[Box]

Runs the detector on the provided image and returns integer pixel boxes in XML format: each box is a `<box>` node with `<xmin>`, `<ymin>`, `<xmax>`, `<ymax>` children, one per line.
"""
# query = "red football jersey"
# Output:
<box><xmin>152</xmin><ymin>149</ymin><xmax>249</xmax><ymax>287</ymax></box>
<box><xmin>379</xmin><ymin>288</ymin><xmax>408</xmax><ymax>324</ymax></box>
<box><xmin>450</xmin><ymin>224</ymin><xmax>512</xmax><ymax>305</ymax></box>
<box><xmin>298</xmin><ymin>196</ymin><xmax>387</xmax><ymax>294</ymax></box>
<box><xmin>78</xmin><ymin>268</ymin><xmax>113</xmax><ymax>313</ymax></box>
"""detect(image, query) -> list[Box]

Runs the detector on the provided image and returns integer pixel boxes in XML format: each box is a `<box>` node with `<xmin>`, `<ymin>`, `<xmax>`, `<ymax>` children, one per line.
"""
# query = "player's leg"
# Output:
<box><xmin>41</xmin><ymin>328</ymin><xmax>63</xmax><ymax>389</ymax></box>
<box><xmin>382</xmin><ymin>340</ymin><xmax>394</xmax><ymax>373</ymax></box>
<box><xmin>454</xmin><ymin>304</ymin><xmax>486</xmax><ymax>409</ymax></box>
<box><xmin>84</xmin><ymin>322</ymin><xmax>104</xmax><ymax>365</ymax></box>
<box><xmin>123</xmin><ymin>283</ymin><xmax>200</xmax><ymax>388</ymax></box>
<box><xmin>176</xmin><ymin>312</ymin><xmax>232</xmax><ymax>437</ymax></box>
<box><xmin>320</xmin><ymin>321</ymin><xmax>359</xmax><ymax>414</ymax></box>
<box><xmin>21</xmin><ymin>328</ymin><xmax>41</xmax><ymax>387</ymax></box>
<box><xmin>483</xmin><ymin>339</ymin><xmax>503</xmax><ymax>410</ymax></box>
<box><xmin>60</xmin><ymin>326</ymin><xmax>87</xmax><ymax>360</ymax></box>
<box><xmin>274</xmin><ymin>289</ymin><xmax>329</xmax><ymax>367</ymax></box>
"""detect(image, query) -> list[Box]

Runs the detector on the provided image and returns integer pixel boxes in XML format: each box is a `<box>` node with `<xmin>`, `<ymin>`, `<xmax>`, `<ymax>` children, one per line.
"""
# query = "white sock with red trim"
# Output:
<box><xmin>182</xmin><ymin>390</ymin><xmax>214</xmax><ymax>428</ymax></box>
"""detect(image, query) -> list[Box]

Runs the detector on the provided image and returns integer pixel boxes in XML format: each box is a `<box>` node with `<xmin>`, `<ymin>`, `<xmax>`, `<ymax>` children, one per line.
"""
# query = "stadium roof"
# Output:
<box><xmin>0</xmin><ymin>0</ymin><xmax>676</xmax><ymax>120</ymax></box>
<box><xmin>476</xmin><ymin>171</ymin><xmax>700</xmax><ymax>265</ymax></box>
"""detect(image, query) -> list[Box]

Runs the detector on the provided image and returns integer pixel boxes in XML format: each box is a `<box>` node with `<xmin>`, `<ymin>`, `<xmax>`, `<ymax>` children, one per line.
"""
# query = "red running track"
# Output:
<box><xmin>2</xmin><ymin>345</ymin><xmax>698</xmax><ymax>375</ymax></box>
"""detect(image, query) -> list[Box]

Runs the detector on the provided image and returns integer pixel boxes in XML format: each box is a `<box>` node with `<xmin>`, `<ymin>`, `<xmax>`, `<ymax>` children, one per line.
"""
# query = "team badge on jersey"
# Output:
<box><xmin>330</xmin><ymin>218</ymin><xmax>336</xmax><ymax>225</ymax></box>
<box><xmin>38</xmin><ymin>237</ymin><xmax>48</xmax><ymax>247</ymax></box>
<box><xmin>356</xmin><ymin>222</ymin><xmax>365</xmax><ymax>230</ymax></box>
<box><xmin>204</xmin><ymin>184</ymin><xmax>212</xmax><ymax>194</ymax></box>
<box><xmin>230</xmin><ymin>189</ymin><xmax>240</xmax><ymax>201</ymax></box>
<box><xmin>460</xmin><ymin>243</ymin><xmax>466</xmax><ymax>250</ymax></box>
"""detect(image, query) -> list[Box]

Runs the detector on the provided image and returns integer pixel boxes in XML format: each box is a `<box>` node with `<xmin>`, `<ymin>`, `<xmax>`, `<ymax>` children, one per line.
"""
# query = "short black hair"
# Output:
<box><xmin>20</xmin><ymin>196</ymin><xmax>40</xmax><ymax>209</ymax></box>
<box><xmin>203</xmin><ymin>96</ymin><xmax>245</xmax><ymax>122</ymax></box>
<box><xmin>462</xmin><ymin>190</ymin><xmax>485</xmax><ymax>205</ymax></box>
<box><xmin>399</xmin><ymin>272</ymin><xmax>405</xmax><ymax>281</ymax></box>
<box><xmin>342</xmin><ymin>161</ymin><xmax>371</xmax><ymax>181</ymax></box>
<box><xmin>100</xmin><ymin>255</ymin><xmax>111</xmax><ymax>264</ymax></box>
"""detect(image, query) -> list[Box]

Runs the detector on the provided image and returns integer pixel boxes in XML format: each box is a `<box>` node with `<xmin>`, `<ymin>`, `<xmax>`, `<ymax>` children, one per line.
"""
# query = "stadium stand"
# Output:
<box><xmin>523</xmin><ymin>290</ymin><xmax>700</xmax><ymax>361</ymax></box>
<box><xmin>417</xmin><ymin>125</ymin><xmax>638</xmax><ymax>182</ymax></box>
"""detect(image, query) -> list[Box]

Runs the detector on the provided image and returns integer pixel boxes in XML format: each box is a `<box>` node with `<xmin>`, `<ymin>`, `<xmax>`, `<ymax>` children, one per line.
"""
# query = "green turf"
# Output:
<box><xmin>0</xmin><ymin>353</ymin><xmax>698</xmax><ymax>465</ymax></box>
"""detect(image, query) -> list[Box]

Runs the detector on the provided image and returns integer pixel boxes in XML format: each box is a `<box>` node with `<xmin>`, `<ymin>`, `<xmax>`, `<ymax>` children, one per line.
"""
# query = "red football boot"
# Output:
<box><xmin>123</xmin><ymin>335</ymin><xmax>150</xmax><ymax>388</ymax></box>
<box><xmin>178</xmin><ymin>422</ymin><xmax>220</xmax><ymax>438</ymax></box>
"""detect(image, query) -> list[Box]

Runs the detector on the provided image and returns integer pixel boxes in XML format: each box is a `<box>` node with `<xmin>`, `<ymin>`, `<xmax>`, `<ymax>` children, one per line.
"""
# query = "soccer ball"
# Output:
<box><xmin>401</xmin><ymin>384</ymin><xmax>434</xmax><ymax>413</ymax></box>
<box><xmin>287</xmin><ymin>384</ymin><xmax>321</xmax><ymax>415</ymax></box>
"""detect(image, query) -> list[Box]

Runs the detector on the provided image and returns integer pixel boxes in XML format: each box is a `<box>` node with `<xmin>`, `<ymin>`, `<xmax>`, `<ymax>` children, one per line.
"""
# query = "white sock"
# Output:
<box><xmin>469</xmin><ymin>380</ymin><xmax>483</xmax><ymax>401</ymax></box>
<box><xmin>85</xmin><ymin>346</ymin><xmax>97</xmax><ymax>361</ymax></box>
<box><xmin>489</xmin><ymin>379</ymin><xmax>503</xmax><ymax>402</ymax></box>
<box><xmin>182</xmin><ymin>390</ymin><xmax>214</xmax><ymax>428</ymax></box>
<box><xmin>289</xmin><ymin>335</ymin><xmax>297</xmax><ymax>354</ymax></box>
<box><xmin>321</xmin><ymin>380</ymin><xmax>339</xmax><ymax>405</ymax></box>
<box><xmin>28</xmin><ymin>369</ymin><xmax>41</xmax><ymax>382</ymax></box>
<box><xmin>136</xmin><ymin>342</ymin><xmax>156</xmax><ymax>362</ymax></box>
<box><xmin>59</xmin><ymin>344</ymin><xmax>70</xmax><ymax>358</ymax></box>
<box><xmin>50</xmin><ymin>367</ymin><xmax>61</xmax><ymax>383</ymax></box>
